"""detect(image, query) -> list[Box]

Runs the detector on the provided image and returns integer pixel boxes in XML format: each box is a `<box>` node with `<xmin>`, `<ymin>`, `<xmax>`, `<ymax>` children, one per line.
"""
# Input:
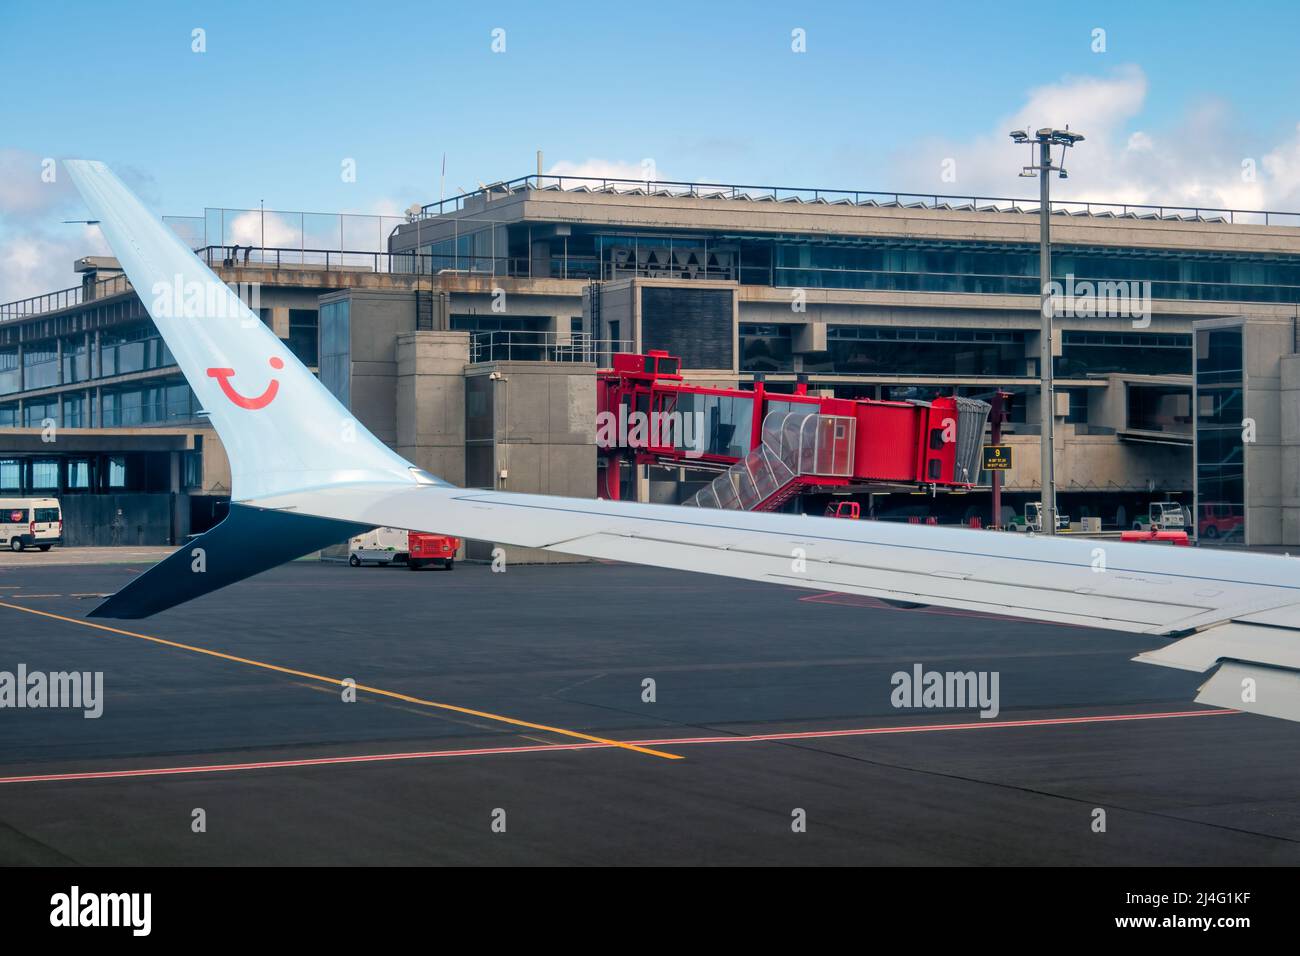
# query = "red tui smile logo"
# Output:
<box><xmin>207</xmin><ymin>356</ymin><xmax>285</xmax><ymax>410</ymax></box>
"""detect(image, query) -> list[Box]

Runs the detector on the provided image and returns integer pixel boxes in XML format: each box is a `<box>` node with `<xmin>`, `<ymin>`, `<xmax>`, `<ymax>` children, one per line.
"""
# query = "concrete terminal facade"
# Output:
<box><xmin>5</xmin><ymin>175</ymin><xmax>1300</xmax><ymax>546</ymax></box>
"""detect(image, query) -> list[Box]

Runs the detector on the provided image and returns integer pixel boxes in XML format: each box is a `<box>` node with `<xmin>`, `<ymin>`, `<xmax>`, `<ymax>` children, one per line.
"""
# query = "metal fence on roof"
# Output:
<box><xmin>418</xmin><ymin>173</ymin><xmax>1300</xmax><ymax>227</ymax></box>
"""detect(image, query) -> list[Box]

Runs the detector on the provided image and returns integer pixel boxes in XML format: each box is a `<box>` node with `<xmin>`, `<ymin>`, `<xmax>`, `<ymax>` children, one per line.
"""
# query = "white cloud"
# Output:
<box><xmin>0</xmin><ymin>151</ymin><xmax>110</xmax><ymax>302</ymax></box>
<box><xmin>0</xmin><ymin>227</ymin><xmax>108</xmax><ymax>304</ymax></box>
<box><xmin>545</xmin><ymin>158</ymin><xmax>663</xmax><ymax>183</ymax></box>
<box><xmin>901</xmin><ymin>65</ymin><xmax>1300</xmax><ymax>216</ymax></box>
<box><xmin>0</xmin><ymin>148</ymin><xmax>77</xmax><ymax>217</ymax></box>
<box><xmin>1126</xmin><ymin>131</ymin><xmax>1154</xmax><ymax>153</ymax></box>
<box><xmin>362</xmin><ymin>197</ymin><xmax>406</xmax><ymax>218</ymax></box>
<box><xmin>1259</xmin><ymin>125</ymin><xmax>1300</xmax><ymax>208</ymax></box>
<box><xmin>227</xmin><ymin>209</ymin><xmax>300</xmax><ymax>248</ymax></box>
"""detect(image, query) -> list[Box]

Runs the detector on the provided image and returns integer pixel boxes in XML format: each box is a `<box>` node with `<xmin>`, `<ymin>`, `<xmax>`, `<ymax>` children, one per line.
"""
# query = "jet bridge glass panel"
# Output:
<box><xmin>1194</xmin><ymin>326</ymin><xmax>1245</xmax><ymax>546</ymax></box>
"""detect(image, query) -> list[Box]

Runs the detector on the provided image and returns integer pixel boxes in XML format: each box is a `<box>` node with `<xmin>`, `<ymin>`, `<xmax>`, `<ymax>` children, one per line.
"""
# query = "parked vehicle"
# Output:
<box><xmin>347</xmin><ymin>527</ymin><xmax>459</xmax><ymax>569</ymax></box>
<box><xmin>1121</xmin><ymin>529</ymin><xmax>1191</xmax><ymax>546</ymax></box>
<box><xmin>1004</xmin><ymin>502</ymin><xmax>1069</xmax><ymax>533</ymax></box>
<box><xmin>407</xmin><ymin>532</ymin><xmax>459</xmax><ymax>570</ymax></box>
<box><xmin>0</xmin><ymin>497</ymin><xmax>63</xmax><ymax>552</ymax></box>
<box><xmin>348</xmin><ymin>527</ymin><xmax>409</xmax><ymax>567</ymax></box>
<box><xmin>1133</xmin><ymin>501</ymin><xmax>1186</xmax><ymax>532</ymax></box>
<box><xmin>824</xmin><ymin>500</ymin><xmax>861</xmax><ymax>520</ymax></box>
<box><xmin>1198</xmin><ymin>503</ymin><xmax>1244</xmax><ymax>541</ymax></box>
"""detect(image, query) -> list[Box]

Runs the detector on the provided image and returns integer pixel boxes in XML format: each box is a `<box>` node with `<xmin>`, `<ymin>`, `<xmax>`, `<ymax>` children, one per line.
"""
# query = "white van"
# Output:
<box><xmin>0</xmin><ymin>497</ymin><xmax>63</xmax><ymax>552</ymax></box>
<box><xmin>348</xmin><ymin>526</ymin><xmax>409</xmax><ymax>566</ymax></box>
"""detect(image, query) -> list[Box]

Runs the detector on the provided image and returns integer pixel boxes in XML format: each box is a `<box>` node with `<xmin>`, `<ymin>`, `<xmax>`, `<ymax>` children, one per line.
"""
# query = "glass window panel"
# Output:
<box><xmin>30</xmin><ymin>461</ymin><xmax>58</xmax><ymax>488</ymax></box>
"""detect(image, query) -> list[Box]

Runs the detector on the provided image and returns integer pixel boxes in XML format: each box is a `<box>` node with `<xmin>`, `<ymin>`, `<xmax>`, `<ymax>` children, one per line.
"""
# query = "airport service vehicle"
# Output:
<box><xmin>1004</xmin><ymin>502</ymin><xmax>1069</xmax><ymax>533</ymax></box>
<box><xmin>64</xmin><ymin>159</ymin><xmax>1300</xmax><ymax>723</ymax></box>
<box><xmin>1133</xmin><ymin>501</ymin><xmax>1186</xmax><ymax>533</ymax></box>
<box><xmin>348</xmin><ymin>528</ymin><xmax>459</xmax><ymax>569</ymax></box>
<box><xmin>1198</xmin><ymin>503</ymin><xmax>1243</xmax><ymax>541</ymax></box>
<box><xmin>1121</xmin><ymin>529</ymin><xmax>1191</xmax><ymax>546</ymax></box>
<box><xmin>408</xmin><ymin>532</ymin><xmax>458</xmax><ymax>570</ymax></box>
<box><xmin>824</xmin><ymin>501</ymin><xmax>861</xmax><ymax>520</ymax></box>
<box><xmin>348</xmin><ymin>527</ymin><xmax>409</xmax><ymax>566</ymax></box>
<box><xmin>0</xmin><ymin>497</ymin><xmax>63</xmax><ymax>552</ymax></box>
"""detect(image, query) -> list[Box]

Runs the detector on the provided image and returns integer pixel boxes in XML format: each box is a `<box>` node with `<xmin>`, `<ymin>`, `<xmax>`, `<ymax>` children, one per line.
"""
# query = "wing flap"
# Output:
<box><xmin>1135</xmin><ymin>610</ymin><xmax>1300</xmax><ymax>721</ymax></box>
<box><xmin>559</xmin><ymin>531</ymin><xmax>1209</xmax><ymax>632</ymax></box>
<box><xmin>1134</xmin><ymin>619</ymin><xmax>1300</xmax><ymax>673</ymax></box>
<box><xmin>1196</xmin><ymin>662</ymin><xmax>1300</xmax><ymax>721</ymax></box>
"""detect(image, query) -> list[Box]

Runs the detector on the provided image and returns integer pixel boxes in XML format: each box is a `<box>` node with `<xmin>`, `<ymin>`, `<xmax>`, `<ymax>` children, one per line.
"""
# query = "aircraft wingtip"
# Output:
<box><xmin>62</xmin><ymin>159</ymin><xmax>110</xmax><ymax>186</ymax></box>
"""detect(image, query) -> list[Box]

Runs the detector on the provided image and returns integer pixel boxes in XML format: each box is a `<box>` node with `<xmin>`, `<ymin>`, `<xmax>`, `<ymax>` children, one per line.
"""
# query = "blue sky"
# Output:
<box><xmin>3</xmin><ymin>0</ymin><xmax>1300</xmax><ymax>296</ymax></box>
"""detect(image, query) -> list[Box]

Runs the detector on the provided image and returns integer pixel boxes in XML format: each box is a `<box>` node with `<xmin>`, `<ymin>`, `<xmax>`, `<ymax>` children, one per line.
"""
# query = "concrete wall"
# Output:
<box><xmin>590</xmin><ymin>280</ymin><xmax>634</xmax><ymax>345</ymax></box>
<box><xmin>395</xmin><ymin>330</ymin><xmax>469</xmax><ymax>484</ymax></box>
<box><xmin>201</xmin><ymin>430</ymin><xmax>232</xmax><ymax>496</ymax></box>
<box><xmin>445</xmin><ymin>288</ymin><xmax>582</xmax><ymax>327</ymax></box>
<box><xmin>997</xmin><ymin>430</ymin><xmax>1189</xmax><ymax>495</ymax></box>
<box><xmin>336</xmin><ymin>290</ymin><xmax>417</xmax><ymax>445</ymax></box>
<box><xmin>462</xmin><ymin>360</ymin><xmax>596</xmax><ymax>563</ymax></box>
<box><xmin>1242</xmin><ymin>318</ymin><xmax>1294</xmax><ymax>544</ymax></box>
<box><xmin>491</xmin><ymin>361</ymin><xmax>595</xmax><ymax>497</ymax></box>
<box><xmin>1281</xmin><ymin>354</ymin><xmax>1300</xmax><ymax>544</ymax></box>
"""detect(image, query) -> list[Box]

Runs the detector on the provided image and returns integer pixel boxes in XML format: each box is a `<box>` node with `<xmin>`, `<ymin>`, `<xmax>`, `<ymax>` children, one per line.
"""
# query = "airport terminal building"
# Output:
<box><xmin>4</xmin><ymin>174</ymin><xmax>1300</xmax><ymax>546</ymax></box>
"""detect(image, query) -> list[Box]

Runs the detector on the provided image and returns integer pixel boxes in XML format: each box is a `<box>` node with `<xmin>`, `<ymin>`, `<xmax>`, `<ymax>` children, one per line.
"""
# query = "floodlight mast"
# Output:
<box><xmin>1008</xmin><ymin>126</ymin><xmax>1084</xmax><ymax>535</ymax></box>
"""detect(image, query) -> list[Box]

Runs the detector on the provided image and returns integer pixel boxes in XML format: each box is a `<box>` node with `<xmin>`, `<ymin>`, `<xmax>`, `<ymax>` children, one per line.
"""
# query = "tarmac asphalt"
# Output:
<box><xmin>0</xmin><ymin>556</ymin><xmax>1297</xmax><ymax>865</ymax></box>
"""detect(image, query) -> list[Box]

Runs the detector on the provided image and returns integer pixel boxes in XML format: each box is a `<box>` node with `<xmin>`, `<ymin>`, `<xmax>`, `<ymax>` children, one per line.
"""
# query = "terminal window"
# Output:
<box><xmin>740</xmin><ymin>324</ymin><xmax>794</xmax><ymax>373</ymax></box>
<box><xmin>320</xmin><ymin>299</ymin><xmax>351</xmax><ymax>407</ymax></box>
<box><xmin>288</xmin><ymin>309</ymin><xmax>319</xmax><ymax>367</ymax></box>
<box><xmin>1194</xmin><ymin>326</ymin><xmax>1245</xmax><ymax>545</ymax></box>
<box><xmin>808</xmin><ymin>327</ymin><xmax>1025</xmax><ymax>377</ymax></box>
<box><xmin>1058</xmin><ymin>331</ymin><xmax>1191</xmax><ymax>377</ymax></box>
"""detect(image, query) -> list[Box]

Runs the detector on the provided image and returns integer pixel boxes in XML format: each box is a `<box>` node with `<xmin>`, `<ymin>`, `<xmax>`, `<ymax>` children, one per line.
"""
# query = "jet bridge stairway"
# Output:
<box><xmin>683</xmin><ymin>411</ymin><xmax>856</xmax><ymax>512</ymax></box>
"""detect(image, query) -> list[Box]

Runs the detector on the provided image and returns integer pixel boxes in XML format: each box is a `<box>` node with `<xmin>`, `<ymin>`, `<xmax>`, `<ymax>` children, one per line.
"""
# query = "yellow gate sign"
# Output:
<box><xmin>982</xmin><ymin>445</ymin><xmax>1012</xmax><ymax>471</ymax></box>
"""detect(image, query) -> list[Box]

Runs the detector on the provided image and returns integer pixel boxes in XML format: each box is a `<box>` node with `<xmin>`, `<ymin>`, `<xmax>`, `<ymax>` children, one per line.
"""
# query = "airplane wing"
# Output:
<box><xmin>63</xmin><ymin>160</ymin><xmax>1300</xmax><ymax>722</ymax></box>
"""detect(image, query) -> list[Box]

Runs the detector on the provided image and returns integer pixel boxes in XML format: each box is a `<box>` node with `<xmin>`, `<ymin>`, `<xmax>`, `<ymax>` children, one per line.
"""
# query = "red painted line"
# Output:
<box><xmin>0</xmin><ymin>708</ymin><xmax>1237</xmax><ymax>786</ymax></box>
<box><xmin>0</xmin><ymin>741</ymin><xmax>598</xmax><ymax>784</ymax></box>
<box><xmin>627</xmin><ymin>707</ymin><xmax>1237</xmax><ymax>745</ymax></box>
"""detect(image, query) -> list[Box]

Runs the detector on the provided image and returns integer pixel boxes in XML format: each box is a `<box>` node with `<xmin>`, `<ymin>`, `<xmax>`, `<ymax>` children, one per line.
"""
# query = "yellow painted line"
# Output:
<box><xmin>291</xmin><ymin>681</ymin><xmax>559</xmax><ymax>746</ymax></box>
<box><xmin>0</xmin><ymin>600</ymin><xmax>681</xmax><ymax>761</ymax></box>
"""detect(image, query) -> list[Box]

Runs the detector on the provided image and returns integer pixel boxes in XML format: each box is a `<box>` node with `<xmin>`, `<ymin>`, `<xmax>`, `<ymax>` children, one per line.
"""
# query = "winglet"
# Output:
<box><xmin>89</xmin><ymin>505</ymin><xmax>372</xmax><ymax>619</ymax></box>
<box><xmin>62</xmin><ymin>160</ymin><xmax>420</xmax><ymax>503</ymax></box>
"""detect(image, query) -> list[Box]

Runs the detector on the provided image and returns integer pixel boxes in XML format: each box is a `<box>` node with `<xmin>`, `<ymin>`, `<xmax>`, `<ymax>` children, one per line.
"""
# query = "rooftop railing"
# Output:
<box><xmin>0</xmin><ymin>274</ymin><xmax>132</xmax><ymax>324</ymax></box>
<box><xmin>417</xmin><ymin>173</ymin><xmax>1300</xmax><ymax>227</ymax></box>
<box><xmin>197</xmin><ymin>245</ymin><xmax>548</xmax><ymax>279</ymax></box>
<box><xmin>0</xmin><ymin>247</ymin><xmax>529</xmax><ymax>324</ymax></box>
<box><xmin>196</xmin><ymin>245</ymin><xmax>484</xmax><ymax>273</ymax></box>
<box><xmin>469</xmin><ymin>331</ymin><xmax>631</xmax><ymax>365</ymax></box>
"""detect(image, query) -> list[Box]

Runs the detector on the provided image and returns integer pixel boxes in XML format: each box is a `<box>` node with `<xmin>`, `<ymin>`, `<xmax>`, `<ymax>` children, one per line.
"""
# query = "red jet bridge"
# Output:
<box><xmin>597</xmin><ymin>351</ymin><xmax>990</xmax><ymax>512</ymax></box>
